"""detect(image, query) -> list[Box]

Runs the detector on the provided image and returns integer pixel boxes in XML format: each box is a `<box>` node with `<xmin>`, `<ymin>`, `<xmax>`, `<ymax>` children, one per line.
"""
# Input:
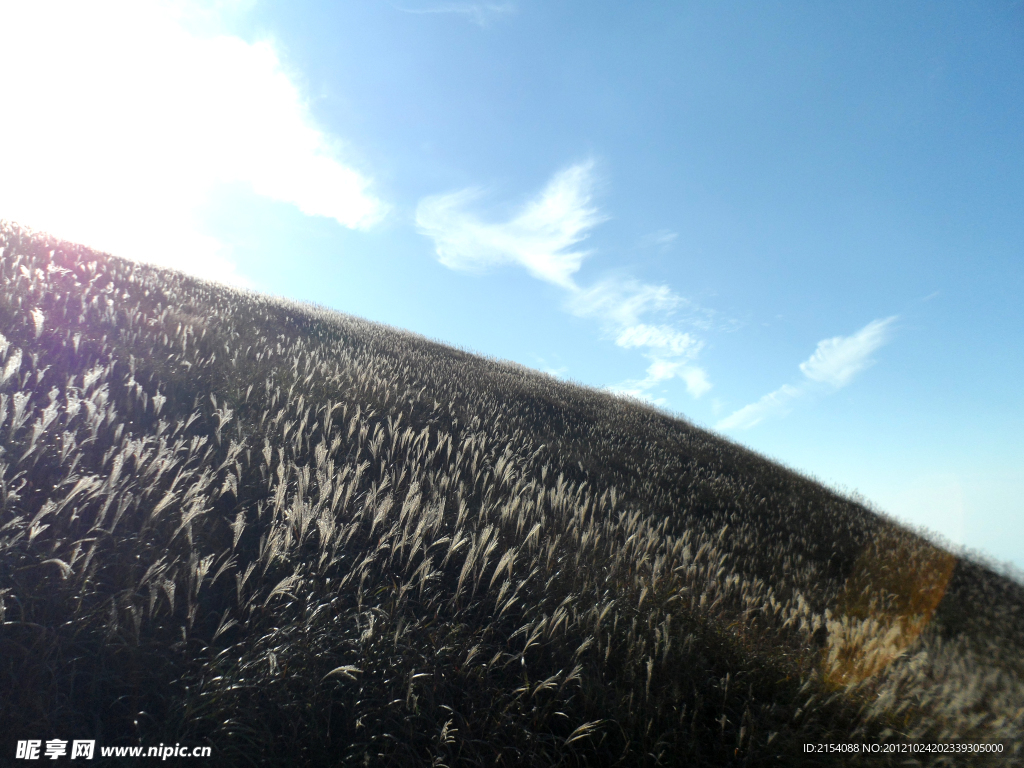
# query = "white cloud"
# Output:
<box><xmin>615</xmin><ymin>324</ymin><xmax>699</xmax><ymax>357</ymax></box>
<box><xmin>611</xmin><ymin>326</ymin><xmax>710</xmax><ymax>398</ymax></box>
<box><xmin>0</xmin><ymin>0</ymin><xmax>386</xmax><ymax>284</ymax></box>
<box><xmin>609</xmin><ymin>359</ymin><xmax>711</xmax><ymax>403</ymax></box>
<box><xmin>419</xmin><ymin>164</ymin><xmax>713</xmax><ymax>400</ymax></box>
<box><xmin>716</xmin><ymin>384</ymin><xmax>802</xmax><ymax>430</ymax></box>
<box><xmin>680</xmin><ymin>366</ymin><xmax>713</xmax><ymax>398</ymax></box>
<box><xmin>798</xmin><ymin>316</ymin><xmax>897</xmax><ymax>388</ymax></box>
<box><xmin>416</xmin><ymin>161</ymin><xmax>603</xmax><ymax>289</ymax></box>
<box><xmin>568</xmin><ymin>276</ymin><xmax>717</xmax><ymax>334</ymax></box>
<box><xmin>543</xmin><ymin>365</ymin><xmax>570</xmax><ymax>379</ymax></box>
<box><xmin>638</xmin><ymin>228</ymin><xmax>678</xmax><ymax>249</ymax></box>
<box><xmin>533</xmin><ymin>355</ymin><xmax>569</xmax><ymax>379</ymax></box>
<box><xmin>569</xmin><ymin>277</ymin><xmax>713</xmax><ymax>399</ymax></box>
<box><xmin>717</xmin><ymin>316</ymin><xmax>897</xmax><ymax>430</ymax></box>
<box><xmin>567</xmin><ymin>278</ymin><xmax>681</xmax><ymax>326</ymax></box>
<box><xmin>395</xmin><ymin>2</ymin><xmax>516</xmax><ymax>27</ymax></box>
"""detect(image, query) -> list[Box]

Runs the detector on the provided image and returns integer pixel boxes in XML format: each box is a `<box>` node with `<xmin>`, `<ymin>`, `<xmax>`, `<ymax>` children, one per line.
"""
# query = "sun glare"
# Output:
<box><xmin>0</xmin><ymin>0</ymin><xmax>384</xmax><ymax>284</ymax></box>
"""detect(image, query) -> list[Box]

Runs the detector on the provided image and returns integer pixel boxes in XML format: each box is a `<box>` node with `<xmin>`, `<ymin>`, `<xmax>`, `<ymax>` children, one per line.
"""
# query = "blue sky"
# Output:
<box><xmin>1</xmin><ymin>0</ymin><xmax>1021</xmax><ymax>570</ymax></box>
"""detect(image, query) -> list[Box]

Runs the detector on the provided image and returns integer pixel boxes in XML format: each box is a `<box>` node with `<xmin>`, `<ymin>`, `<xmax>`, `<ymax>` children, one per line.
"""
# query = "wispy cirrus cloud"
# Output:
<box><xmin>715</xmin><ymin>385</ymin><xmax>803</xmax><ymax>431</ymax></box>
<box><xmin>616</xmin><ymin>324</ymin><xmax>699</xmax><ymax>357</ymax></box>
<box><xmin>567</xmin><ymin>277</ymin><xmax>712</xmax><ymax>400</ymax></box>
<box><xmin>394</xmin><ymin>2</ymin><xmax>515</xmax><ymax>27</ymax></box>
<box><xmin>610</xmin><ymin>358</ymin><xmax>713</xmax><ymax>404</ymax></box>
<box><xmin>417</xmin><ymin>162</ymin><xmax>713</xmax><ymax>401</ymax></box>
<box><xmin>0</xmin><ymin>0</ymin><xmax>386</xmax><ymax>285</ymax></box>
<box><xmin>566</xmin><ymin>277</ymin><xmax>679</xmax><ymax>324</ymax></box>
<box><xmin>798</xmin><ymin>317</ymin><xmax>896</xmax><ymax>387</ymax></box>
<box><xmin>416</xmin><ymin>161</ymin><xmax>605</xmax><ymax>290</ymax></box>
<box><xmin>717</xmin><ymin>316</ymin><xmax>898</xmax><ymax>430</ymax></box>
<box><xmin>638</xmin><ymin>228</ymin><xmax>679</xmax><ymax>250</ymax></box>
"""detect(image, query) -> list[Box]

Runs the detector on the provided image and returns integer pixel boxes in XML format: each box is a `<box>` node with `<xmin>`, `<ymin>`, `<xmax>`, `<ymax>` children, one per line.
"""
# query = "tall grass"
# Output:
<box><xmin>0</xmin><ymin>220</ymin><xmax>1021</xmax><ymax>766</ymax></box>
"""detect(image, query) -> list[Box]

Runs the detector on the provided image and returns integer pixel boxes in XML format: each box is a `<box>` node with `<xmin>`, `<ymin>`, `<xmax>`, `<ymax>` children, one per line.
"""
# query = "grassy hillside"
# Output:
<box><xmin>0</xmin><ymin>221</ymin><xmax>1021</xmax><ymax>766</ymax></box>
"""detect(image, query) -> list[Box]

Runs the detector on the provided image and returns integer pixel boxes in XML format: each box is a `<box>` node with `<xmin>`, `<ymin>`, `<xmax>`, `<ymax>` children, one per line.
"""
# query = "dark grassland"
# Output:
<box><xmin>0</xmin><ymin>221</ymin><xmax>1021</xmax><ymax>766</ymax></box>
